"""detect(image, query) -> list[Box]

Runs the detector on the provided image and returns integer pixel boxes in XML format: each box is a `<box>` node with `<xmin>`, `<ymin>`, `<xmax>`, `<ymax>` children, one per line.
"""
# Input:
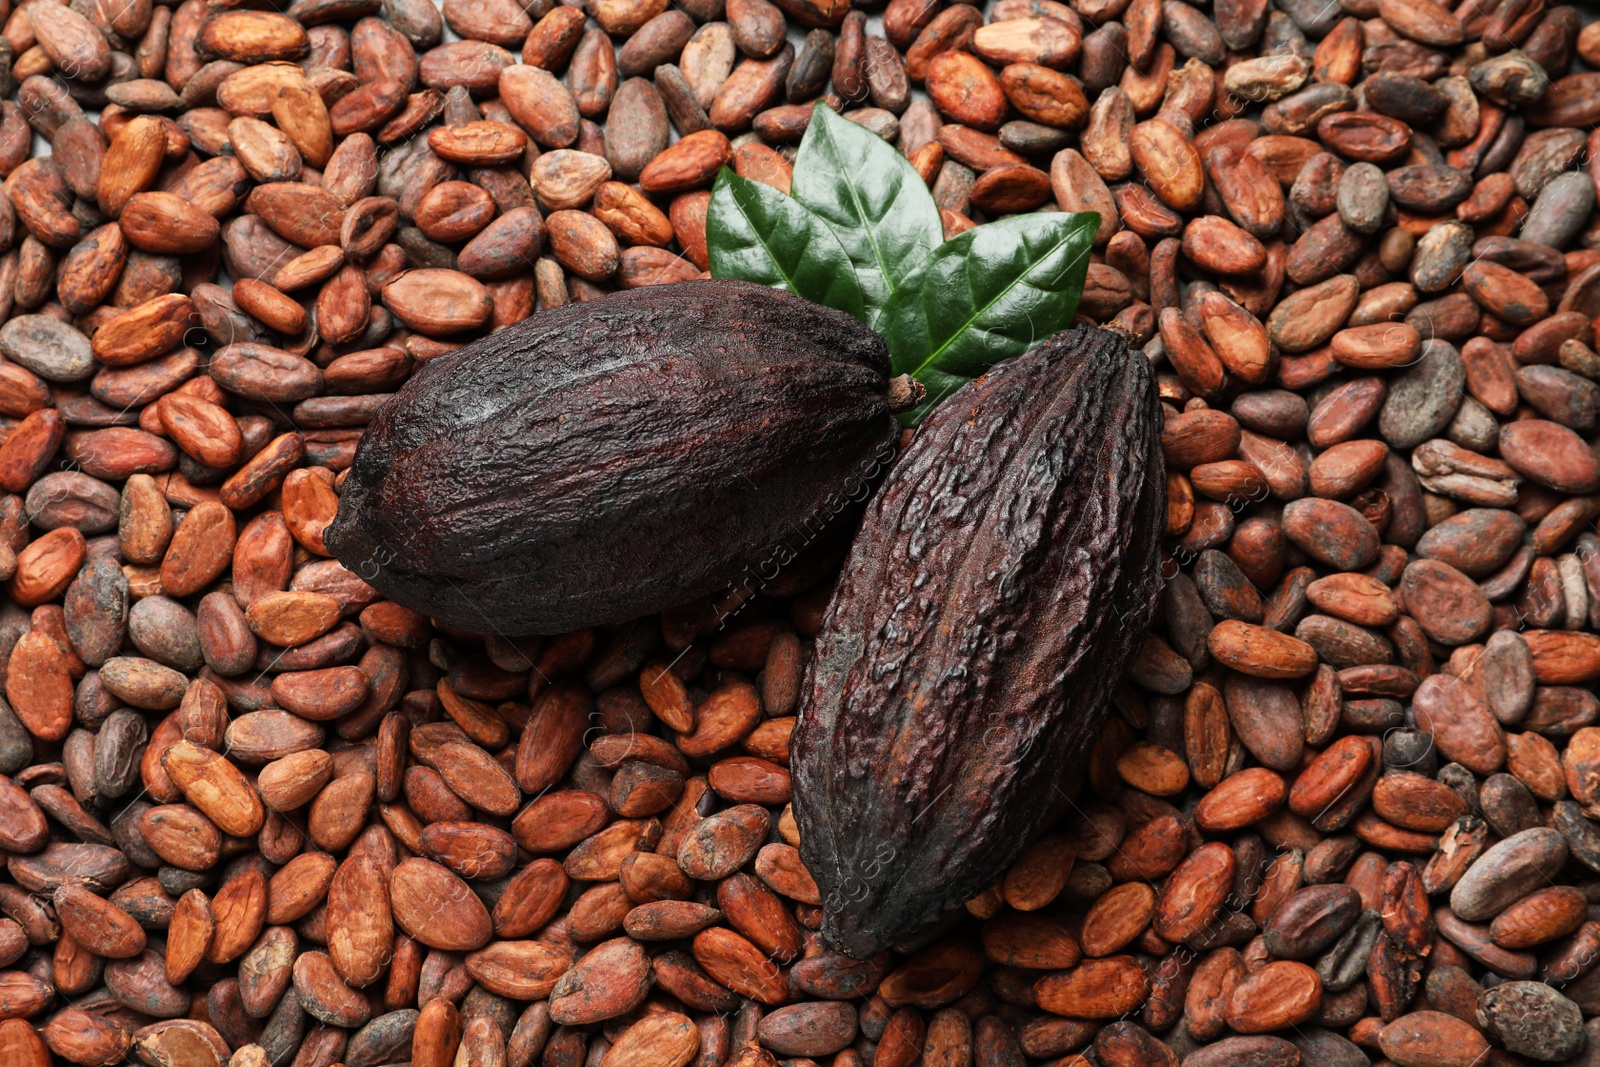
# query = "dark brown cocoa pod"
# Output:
<box><xmin>793</xmin><ymin>326</ymin><xmax>1165</xmax><ymax>956</ymax></box>
<box><xmin>328</xmin><ymin>280</ymin><xmax>898</xmax><ymax>634</ymax></box>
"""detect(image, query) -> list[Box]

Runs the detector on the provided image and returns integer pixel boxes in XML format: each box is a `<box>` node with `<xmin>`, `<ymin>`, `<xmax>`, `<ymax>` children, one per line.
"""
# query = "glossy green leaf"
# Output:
<box><xmin>876</xmin><ymin>211</ymin><xmax>1100</xmax><ymax>424</ymax></box>
<box><xmin>791</xmin><ymin>102</ymin><xmax>942</xmax><ymax>323</ymax></box>
<box><xmin>706</xmin><ymin>168</ymin><xmax>867</xmax><ymax>323</ymax></box>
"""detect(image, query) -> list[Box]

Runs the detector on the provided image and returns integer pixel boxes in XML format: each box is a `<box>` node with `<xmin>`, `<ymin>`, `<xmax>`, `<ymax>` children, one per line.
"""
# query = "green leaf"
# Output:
<box><xmin>706</xmin><ymin>168</ymin><xmax>867</xmax><ymax>323</ymax></box>
<box><xmin>876</xmin><ymin>211</ymin><xmax>1100</xmax><ymax>424</ymax></box>
<box><xmin>791</xmin><ymin>103</ymin><xmax>942</xmax><ymax>324</ymax></box>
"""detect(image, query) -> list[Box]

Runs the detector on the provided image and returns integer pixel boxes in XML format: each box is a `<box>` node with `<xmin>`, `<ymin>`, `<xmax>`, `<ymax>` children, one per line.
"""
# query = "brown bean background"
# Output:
<box><xmin>0</xmin><ymin>0</ymin><xmax>1596</xmax><ymax>1066</ymax></box>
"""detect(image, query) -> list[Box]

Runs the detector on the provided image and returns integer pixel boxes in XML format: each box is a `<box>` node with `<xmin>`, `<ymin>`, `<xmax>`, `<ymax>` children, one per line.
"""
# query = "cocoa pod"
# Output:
<box><xmin>793</xmin><ymin>326</ymin><xmax>1164</xmax><ymax>955</ymax></box>
<box><xmin>329</xmin><ymin>280</ymin><xmax>898</xmax><ymax>633</ymax></box>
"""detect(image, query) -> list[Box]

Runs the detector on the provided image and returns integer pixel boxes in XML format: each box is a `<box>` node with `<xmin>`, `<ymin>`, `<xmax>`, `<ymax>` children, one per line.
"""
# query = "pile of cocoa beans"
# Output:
<box><xmin>0</xmin><ymin>0</ymin><xmax>1598</xmax><ymax>1062</ymax></box>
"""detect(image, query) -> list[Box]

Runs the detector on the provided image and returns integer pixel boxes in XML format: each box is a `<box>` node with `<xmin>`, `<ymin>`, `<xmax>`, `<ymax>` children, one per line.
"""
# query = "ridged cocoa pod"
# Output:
<box><xmin>328</xmin><ymin>279</ymin><xmax>898</xmax><ymax>633</ymax></box>
<box><xmin>793</xmin><ymin>326</ymin><xmax>1165</xmax><ymax>956</ymax></box>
